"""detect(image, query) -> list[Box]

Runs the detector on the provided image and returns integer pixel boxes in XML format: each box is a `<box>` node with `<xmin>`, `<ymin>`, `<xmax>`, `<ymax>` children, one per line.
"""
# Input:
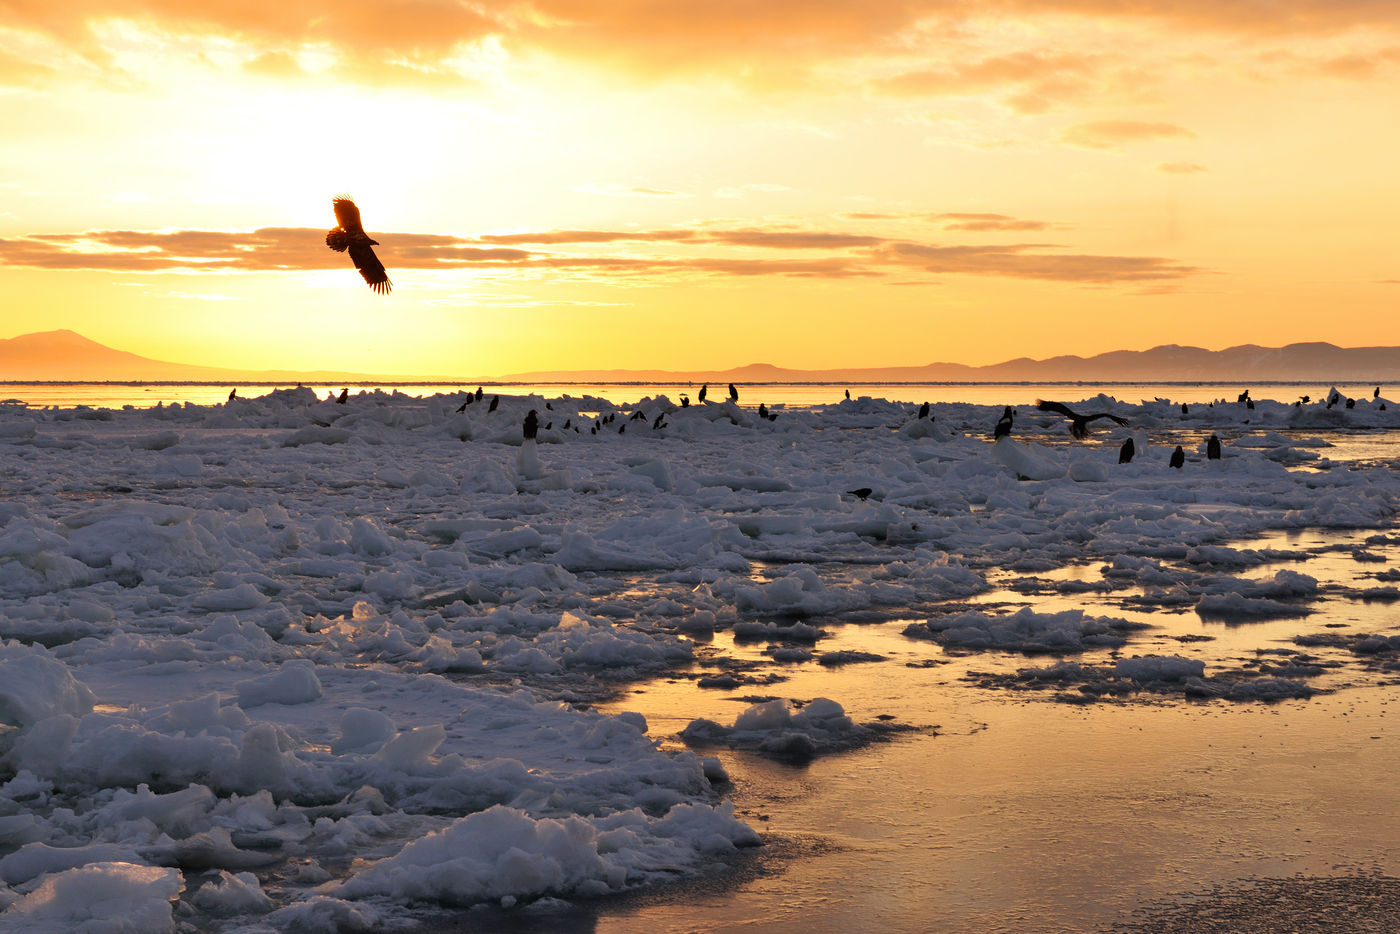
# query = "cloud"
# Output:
<box><xmin>1060</xmin><ymin>120</ymin><xmax>1197</xmax><ymax>149</ymax></box>
<box><xmin>477</xmin><ymin>230</ymin><xmax>698</xmax><ymax>245</ymax></box>
<box><xmin>705</xmin><ymin>229</ymin><xmax>887</xmax><ymax>249</ymax></box>
<box><xmin>929</xmin><ymin>213</ymin><xmax>1054</xmax><ymax>232</ymax></box>
<box><xmin>1156</xmin><ymin>161</ymin><xmax>1207</xmax><ymax>174</ymax></box>
<box><xmin>877</xmin><ymin>241</ymin><xmax>1198</xmax><ymax>283</ymax></box>
<box><xmin>0</xmin><ymin>220</ymin><xmax>1200</xmax><ymax>285</ymax></box>
<box><xmin>1315</xmin><ymin>47</ymin><xmax>1400</xmax><ymax>79</ymax></box>
<box><xmin>568</xmin><ymin>184</ymin><xmax>692</xmax><ymax>198</ymax></box>
<box><xmin>874</xmin><ymin>51</ymin><xmax>1107</xmax><ymax>113</ymax></box>
<box><xmin>6</xmin><ymin>0</ymin><xmax>1399</xmax><ymax>90</ymax></box>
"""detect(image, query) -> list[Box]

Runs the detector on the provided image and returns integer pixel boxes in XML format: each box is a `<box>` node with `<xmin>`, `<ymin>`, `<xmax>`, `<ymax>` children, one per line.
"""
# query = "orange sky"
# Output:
<box><xmin>1</xmin><ymin>1</ymin><xmax>1397</xmax><ymax>376</ymax></box>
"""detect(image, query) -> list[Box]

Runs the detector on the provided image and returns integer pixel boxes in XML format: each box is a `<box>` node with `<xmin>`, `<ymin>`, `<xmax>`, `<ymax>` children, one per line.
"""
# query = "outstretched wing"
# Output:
<box><xmin>348</xmin><ymin>241</ymin><xmax>391</xmax><ymax>294</ymax></box>
<box><xmin>325</xmin><ymin>228</ymin><xmax>351</xmax><ymax>253</ymax></box>
<box><xmin>1085</xmin><ymin>413</ymin><xmax>1129</xmax><ymax>426</ymax></box>
<box><xmin>332</xmin><ymin>197</ymin><xmax>366</xmax><ymax>237</ymax></box>
<box><xmin>1035</xmin><ymin>400</ymin><xmax>1078</xmax><ymax>419</ymax></box>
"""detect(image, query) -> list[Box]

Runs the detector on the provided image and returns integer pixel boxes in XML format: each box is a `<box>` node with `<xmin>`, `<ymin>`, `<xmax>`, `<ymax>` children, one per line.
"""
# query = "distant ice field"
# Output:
<box><xmin>1</xmin><ymin>379</ymin><xmax>1388</xmax><ymax>410</ymax></box>
<box><xmin>1</xmin><ymin>385</ymin><xmax>1398</xmax><ymax>932</ymax></box>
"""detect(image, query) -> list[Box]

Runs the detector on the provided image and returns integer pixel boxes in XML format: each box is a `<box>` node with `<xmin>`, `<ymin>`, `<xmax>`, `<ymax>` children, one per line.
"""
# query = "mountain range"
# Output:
<box><xmin>5</xmin><ymin>329</ymin><xmax>1400</xmax><ymax>384</ymax></box>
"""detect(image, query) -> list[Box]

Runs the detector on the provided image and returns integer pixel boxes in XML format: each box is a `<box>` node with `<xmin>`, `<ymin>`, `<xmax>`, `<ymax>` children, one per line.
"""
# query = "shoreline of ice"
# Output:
<box><xmin>2</xmin><ymin>387</ymin><xmax>1399</xmax><ymax>930</ymax></box>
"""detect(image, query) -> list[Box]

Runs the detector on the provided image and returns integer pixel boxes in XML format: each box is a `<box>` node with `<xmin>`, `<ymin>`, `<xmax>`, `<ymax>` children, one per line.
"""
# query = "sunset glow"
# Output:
<box><xmin>2</xmin><ymin>2</ymin><xmax>1398</xmax><ymax>376</ymax></box>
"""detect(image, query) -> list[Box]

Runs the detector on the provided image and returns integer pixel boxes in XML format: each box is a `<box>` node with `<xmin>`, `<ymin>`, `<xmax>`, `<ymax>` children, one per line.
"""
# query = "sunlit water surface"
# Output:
<box><xmin>428</xmin><ymin>528</ymin><xmax>1400</xmax><ymax>934</ymax></box>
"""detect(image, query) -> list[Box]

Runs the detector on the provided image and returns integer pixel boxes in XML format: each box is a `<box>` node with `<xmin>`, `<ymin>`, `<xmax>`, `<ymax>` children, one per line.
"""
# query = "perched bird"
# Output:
<box><xmin>227</xmin><ymin>388</ymin><xmax>236</xmax><ymax>402</ymax></box>
<box><xmin>1035</xmin><ymin>400</ymin><xmax>1128</xmax><ymax>439</ymax></box>
<box><xmin>1247</xmin><ymin>399</ymin><xmax>1256</xmax><ymax>410</ymax></box>
<box><xmin>847</xmin><ymin>487</ymin><xmax>873</xmax><ymax>501</ymax></box>
<box><xmin>1169</xmin><ymin>445</ymin><xmax>1185</xmax><ymax>469</ymax></box>
<box><xmin>845</xmin><ymin>389</ymin><xmax>851</xmax><ymax>400</ymax></box>
<box><xmin>456</xmin><ymin>398</ymin><xmax>470</xmax><ymax>412</ymax></box>
<box><xmin>652</xmin><ymin>412</ymin><xmax>666</xmax><ymax>430</ymax></box>
<box><xmin>918</xmin><ymin>401</ymin><xmax>930</xmax><ymax>420</ymax></box>
<box><xmin>336</xmin><ymin>387</ymin><xmax>348</xmax><ymax>404</ymax></box>
<box><xmin>523</xmin><ymin>409</ymin><xmax>538</xmax><ymax>440</ymax></box>
<box><xmin>729</xmin><ymin>383</ymin><xmax>739</xmax><ymax>402</ymax></box>
<box><xmin>488</xmin><ymin>395</ymin><xmax>499</xmax><ymax>413</ymax></box>
<box><xmin>759</xmin><ymin>403</ymin><xmax>769</xmax><ymax>419</ymax></box>
<box><xmin>680</xmin><ymin>395</ymin><xmax>690</xmax><ymax>408</ymax></box>
<box><xmin>1118</xmin><ymin>437</ymin><xmax>1135</xmax><ymax>464</ymax></box>
<box><xmin>1207</xmin><ymin>434</ymin><xmax>1222</xmax><ymax>459</ymax></box>
<box><xmin>698</xmin><ymin>384</ymin><xmax>708</xmax><ymax>403</ymax></box>
<box><xmin>563</xmin><ymin>419</ymin><xmax>572</xmax><ymax>430</ymax></box>
<box><xmin>1181</xmin><ymin>403</ymin><xmax>1188</xmax><ymax>415</ymax></box>
<box><xmin>630</xmin><ymin>410</ymin><xmax>647</xmax><ymax>421</ymax></box>
<box><xmin>475</xmin><ymin>386</ymin><xmax>484</xmax><ymax>401</ymax></box>
<box><xmin>325</xmin><ymin>197</ymin><xmax>391</xmax><ymax>294</ymax></box>
<box><xmin>1237</xmin><ymin>389</ymin><xmax>1250</xmax><ymax>404</ymax></box>
<box><xmin>1376</xmin><ymin>386</ymin><xmax>1381</xmax><ymax>398</ymax></box>
<box><xmin>994</xmin><ymin>406</ymin><xmax>1014</xmax><ymax>440</ymax></box>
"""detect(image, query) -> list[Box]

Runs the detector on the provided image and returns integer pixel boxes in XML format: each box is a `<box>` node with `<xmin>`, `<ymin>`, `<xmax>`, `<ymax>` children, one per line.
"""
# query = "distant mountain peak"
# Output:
<box><xmin>6</xmin><ymin>330</ymin><xmax>1400</xmax><ymax>384</ymax></box>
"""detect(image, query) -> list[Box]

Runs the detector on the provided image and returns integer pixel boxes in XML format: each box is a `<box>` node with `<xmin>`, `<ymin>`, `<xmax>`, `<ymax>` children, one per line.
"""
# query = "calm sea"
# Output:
<box><xmin>0</xmin><ymin>381</ymin><xmax>1370</xmax><ymax>410</ymax></box>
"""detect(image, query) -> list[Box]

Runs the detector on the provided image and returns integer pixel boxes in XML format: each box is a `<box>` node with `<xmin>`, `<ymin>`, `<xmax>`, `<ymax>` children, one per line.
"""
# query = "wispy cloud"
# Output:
<box><xmin>0</xmin><ymin>220</ymin><xmax>1202</xmax><ymax>286</ymax></box>
<box><xmin>928</xmin><ymin>213</ymin><xmax>1055</xmax><ymax>232</ymax></box>
<box><xmin>1060</xmin><ymin>120</ymin><xmax>1197</xmax><ymax>150</ymax></box>
<box><xmin>877</xmin><ymin>241</ymin><xmax>1198</xmax><ymax>283</ymax></box>
<box><xmin>568</xmin><ymin>183</ymin><xmax>691</xmax><ymax>199</ymax></box>
<box><xmin>5</xmin><ymin>1</ymin><xmax>1398</xmax><ymax>90</ymax></box>
<box><xmin>1156</xmin><ymin>161</ymin><xmax>1207</xmax><ymax>174</ymax></box>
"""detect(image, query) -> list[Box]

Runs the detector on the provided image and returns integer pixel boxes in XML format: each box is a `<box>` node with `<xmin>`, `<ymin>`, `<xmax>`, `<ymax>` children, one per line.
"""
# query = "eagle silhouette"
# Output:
<box><xmin>325</xmin><ymin>197</ymin><xmax>391</xmax><ymax>294</ymax></box>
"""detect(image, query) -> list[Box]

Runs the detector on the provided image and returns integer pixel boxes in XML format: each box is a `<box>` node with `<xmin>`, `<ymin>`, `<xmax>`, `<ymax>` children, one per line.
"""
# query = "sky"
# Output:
<box><xmin>1</xmin><ymin>1</ymin><xmax>1398</xmax><ymax>377</ymax></box>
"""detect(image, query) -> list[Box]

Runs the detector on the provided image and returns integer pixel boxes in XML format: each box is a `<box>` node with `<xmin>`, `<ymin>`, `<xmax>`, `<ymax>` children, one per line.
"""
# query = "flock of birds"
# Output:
<box><xmin>315</xmin><ymin>197</ymin><xmax>1274</xmax><ymax>482</ymax></box>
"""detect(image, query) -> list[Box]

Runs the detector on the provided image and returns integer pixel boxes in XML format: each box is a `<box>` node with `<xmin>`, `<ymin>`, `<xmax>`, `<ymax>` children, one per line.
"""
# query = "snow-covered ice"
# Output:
<box><xmin>2</xmin><ymin>387</ymin><xmax>1400</xmax><ymax>928</ymax></box>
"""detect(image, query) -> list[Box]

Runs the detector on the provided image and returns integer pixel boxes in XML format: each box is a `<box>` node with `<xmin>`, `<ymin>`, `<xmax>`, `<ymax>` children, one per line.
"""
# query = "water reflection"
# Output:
<box><xmin>566</xmin><ymin>527</ymin><xmax>1400</xmax><ymax>933</ymax></box>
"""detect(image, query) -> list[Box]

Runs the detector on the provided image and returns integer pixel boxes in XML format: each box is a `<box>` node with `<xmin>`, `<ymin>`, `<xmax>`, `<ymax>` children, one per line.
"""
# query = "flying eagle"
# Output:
<box><xmin>1035</xmin><ymin>400</ymin><xmax>1128</xmax><ymax>439</ymax></box>
<box><xmin>325</xmin><ymin>197</ymin><xmax>391</xmax><ymax>294</ymax></box>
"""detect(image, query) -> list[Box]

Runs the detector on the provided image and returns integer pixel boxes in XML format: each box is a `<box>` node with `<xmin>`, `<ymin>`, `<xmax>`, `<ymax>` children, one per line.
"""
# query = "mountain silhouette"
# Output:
<box><xmin>5</xmin><ymin>330</ymin><xmax>1400</xmax><ymax>383</ymax></box>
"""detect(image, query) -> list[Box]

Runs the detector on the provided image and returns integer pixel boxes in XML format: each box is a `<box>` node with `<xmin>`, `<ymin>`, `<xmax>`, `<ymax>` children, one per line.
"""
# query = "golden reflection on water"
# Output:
<box><xmin>596</xmin><ymin>527</ymin><xmax>1400</xmax><ymax>933</ymax></box>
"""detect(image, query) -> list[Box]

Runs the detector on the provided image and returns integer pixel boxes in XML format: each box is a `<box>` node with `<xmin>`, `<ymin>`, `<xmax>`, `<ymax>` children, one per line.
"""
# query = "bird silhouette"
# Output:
<box><xmin>1035</xmin><ymin>400</ymin><xmax>1128</xmax><ymax>439</ymax></box>
<box><xmin>698</xmin><ymin>385</ymin><xmax>708</xmax><ymax>403</ymax></box>
<box><xmin>1207</xmin><ymin>434</ymin><xmax>1222</xmax><ymax>459</ymax></box>
<box><xmin>488</xmin><ymin>395</ymin><xmax>499</xmax><ymax>413</ymax></box>
<box><xmin>523</xmin><ymin>409</ymin><xmax>538</xmax><ymax>440</ymax></box>
<box><xmin>759</xmin><ymin>403</ymin><xmax>769</xmax><ymax>419</ymax></box>
<box><xmin>227</xmin><ymin>388</ymin><xmax>236</xmax><ymax>402</ymax></box>
<box><xmin>1169</xmin><ymin>445</ymin><xmax>1185</xmax><ymax>468</ymax></box>
<box><xmin>729</xmin><ymin>383</ymin><xmax>739</xmax><ymax>402</ymax></box>
<box><xmin>475</xmin><ymin>386</ymin><xmax>484</xmax><ymax>401</ymax></box>
<box><xmin>456</xmin><ymin>398</ymin><xmax>470</xmax><ymax>412</ymax></box>
<box><xmin>325</xmin><ymin>197</ymin><xmax>391</xmax><ymax>294</ymax></box>
<box><xmin>918</xmin><ymin>401</ymin><xmax>930</xmax><ymax>420</ymax></box>
<box><xmin>845</xmin><ymin>389</ymin><xmax>851</xmax><ymax>400</ymax></box>
<box><xmin>1118</xmin><ymin>437</ymin><xmax>1135</xmax><ymax>464</ymax></box>
<box><xmin>336</xmin><ymin>387</ymin><xmax>348</xmax><ymax>404</ymax></box>
<box><xmin>993</xmin><ymin>406</ymin><xmax>1014</xmax><ymax>440</ymax></box>
<box><xmin>847</xmin><ymin>487</ymin><xmax>872</xmax><ymax>501</ymax></box>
